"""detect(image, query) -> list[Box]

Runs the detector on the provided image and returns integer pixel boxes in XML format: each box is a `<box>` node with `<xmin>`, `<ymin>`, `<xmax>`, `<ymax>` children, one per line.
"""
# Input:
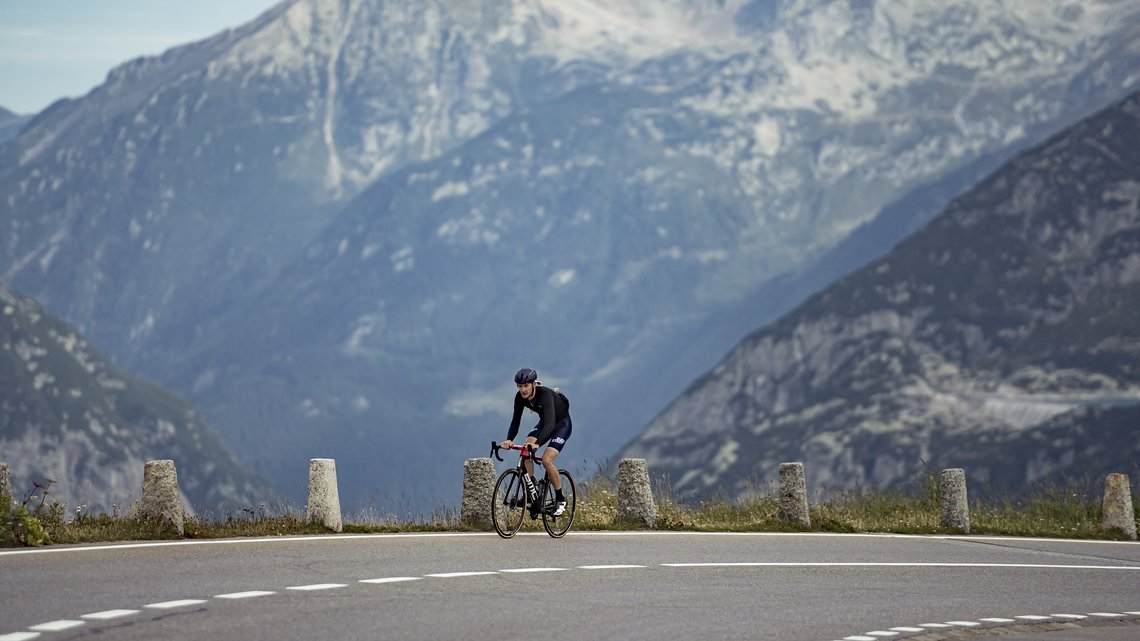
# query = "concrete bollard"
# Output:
<box><xmin>940</xmin><ymin>468</ymin><xmax>970</xmax><ymax>533</ymax></box>
<box><xmin>306</xmin><ymin>458</ymin><xmax>343</xmax><ymax>533</ymax></box>
<box><xmin>461</xmin><ymin>458</ymin><xmax>496</xmax><ymax>528</ymax></box>
<box><xmin>778</xmin><ymin>462</ymin><xmax>811</xmax><ymax>527</ymax></box>
<box><xmin>1102</xmin><ymin>473</ymin><xmax>1137</xmax><ymax>540</ymax></box>
<box><xmin>1</xmin><ymin>461</ymin><xmax>11</xmax><ymax>506</ymax></box>
<box><xmin>618</xmin><ymin>458</ymin><xmax>657</xmax><ymax>528</ymax></box>
<box><xmin>140</xmin><ymin>460</ymin><xmax>185</xmax><ymax>536</ymax></box>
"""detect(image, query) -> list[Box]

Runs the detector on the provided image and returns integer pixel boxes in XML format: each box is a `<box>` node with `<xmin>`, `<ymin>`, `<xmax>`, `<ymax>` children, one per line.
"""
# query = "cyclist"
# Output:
<box><xmin>499</xmin><ymin>367</ymin><xmax>571</xmax><ymax>516</ymax></box>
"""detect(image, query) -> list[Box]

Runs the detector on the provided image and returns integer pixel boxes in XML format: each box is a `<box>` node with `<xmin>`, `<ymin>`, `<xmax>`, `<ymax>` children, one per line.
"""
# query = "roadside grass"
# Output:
<box><xmin>3</xmin><ymin>473</ymin><xmax>1137</xmax><ymax>547</ymax></box>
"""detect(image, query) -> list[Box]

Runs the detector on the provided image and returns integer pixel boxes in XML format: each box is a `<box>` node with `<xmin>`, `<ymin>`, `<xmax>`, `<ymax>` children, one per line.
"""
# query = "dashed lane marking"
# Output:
<box><xmin>27</xmin><ymin>621</ymin><xmax>83</xmax><ymax>633</ymax></box>
<box><xmin>0</xmin><ymin>633</ymin><xmax>40</xmax><ymax>641</ymax></box>
<box><xmin>832</xmin><ymin>610</ymin><xmax>1140</xmax><ymax>640</ymax></box>
<box><xmin>500</xmin><ymin>567</ymin><xmax>566</xmax><ymax>573</ymax></box>
<box><xmin>359</xmin><ymin>577</ymin><xmax>421</xmax><ymax>584</ymax></box>
<box><xmin>578</xmin><ymin>564</ymin><xmax>646</xmax><ymax>569</ymax></box>
<box><xmin>285</xmin><ymin>584</ymin><xmax>347</xmax><ymax>591</ymax></box>
<box><xmin>425</xmin><ymin>571</ymin><xmax>497</xmax><ymax>578</ymax></box>
<box><xmin>143</xmin><ymin>599</ymin><xmax>207</xmax><ymax>609</ymax></box>
<box><xmin>81</xmin><ymin>610</ymin><xmax>139</xmax><ymax>620</ymax></box>
<box><xmin>215</xmin><ymin>591</ymin><xmax>276</xmax><ymax>599</ymax></box>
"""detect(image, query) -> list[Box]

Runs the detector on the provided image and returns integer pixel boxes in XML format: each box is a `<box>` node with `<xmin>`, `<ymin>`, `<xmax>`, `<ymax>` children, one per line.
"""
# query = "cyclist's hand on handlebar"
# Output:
<box><xmin>500</xmin><ymin>440</ymin><xmax>514</xmax><ymax>450</ymax></box>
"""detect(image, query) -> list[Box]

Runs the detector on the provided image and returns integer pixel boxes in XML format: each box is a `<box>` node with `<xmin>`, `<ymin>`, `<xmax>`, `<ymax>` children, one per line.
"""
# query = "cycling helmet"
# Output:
<box><xmin>514</xmin><ymin>367</ymin><xmax>538</xmax><ymax>385</ymax></box>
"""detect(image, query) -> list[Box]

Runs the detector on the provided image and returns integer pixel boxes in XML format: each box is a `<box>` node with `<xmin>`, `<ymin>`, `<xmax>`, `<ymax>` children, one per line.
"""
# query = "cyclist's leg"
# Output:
<box><xmin>541</xmin><ymin>447</ymin><xmax>560</xmax><ymax>489</ymax></box>
<box><xmin>540</xmin><ymin>416</ymin><xmax>572</xmax><ymax>491</ymax></box>
<box><xmin>523</xmin><ymin>423</ymin><xmax>542</xmax><ymax>478</ymax></box>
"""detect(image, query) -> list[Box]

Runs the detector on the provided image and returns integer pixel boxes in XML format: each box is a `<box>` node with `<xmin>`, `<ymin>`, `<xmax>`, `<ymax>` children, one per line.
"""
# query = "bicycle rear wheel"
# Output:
<box><xmin>541</xmin><ymin>469</ymin><xmax>576</xmax><ymax>538</ymax></box>
<box><xmin>492</xmin><ymin>469</ymin><xmax>527</xmax><ymax>538</ymax></box>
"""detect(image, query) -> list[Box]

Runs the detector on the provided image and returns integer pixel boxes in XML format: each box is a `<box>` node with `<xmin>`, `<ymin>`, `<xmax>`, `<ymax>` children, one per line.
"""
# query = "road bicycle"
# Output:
<box><xmin>489</xmin><ymin>441</ymin><xmax>577</xmax><ymax>539</ymax></box>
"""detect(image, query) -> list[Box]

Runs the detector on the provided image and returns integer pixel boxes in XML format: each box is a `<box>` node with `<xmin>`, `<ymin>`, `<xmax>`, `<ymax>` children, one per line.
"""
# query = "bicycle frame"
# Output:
<box><xmin>490</xmin><ymin>441</ymin><xmax>546</xmax><ymax>515</ymax></box>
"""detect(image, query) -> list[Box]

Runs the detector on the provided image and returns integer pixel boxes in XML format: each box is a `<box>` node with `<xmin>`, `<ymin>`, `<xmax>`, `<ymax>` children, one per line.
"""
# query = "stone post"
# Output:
<box><xmin>618</xmin><ymin>458</ymin><xmax>656</xmax><ymax>528</ymax></box>
<box><xmin>940</xmin><ymin>468</ymin><xmax>970</xmax><ymax>533</ymax></box>
<box><xmin>461</xmin><ymin>458</ymin><xmax>496</xmax><ymax>528</ymax></box>
<box><xmin>778</xmin><ymin>462</ymin><xmax>811</xmax><ymax>527</ymax></box>
<box><xmin>306</xmin><ymin>458</ymin><xmax>342</xmax><ymax>532</ymax></box>
<box><xmin>140</xmin><ymin>460</ymin><xmax>185</xmax><ymax>535</ymax></box>
<box><xmin>1102</xmin><ymin>473</ymin><xmax>1137</xmax><ymax>540</ymax></box>
<box><xmin>1</xmin><ymin>462</ymin><xmax>11</xmax><ymax>506</ymax></box>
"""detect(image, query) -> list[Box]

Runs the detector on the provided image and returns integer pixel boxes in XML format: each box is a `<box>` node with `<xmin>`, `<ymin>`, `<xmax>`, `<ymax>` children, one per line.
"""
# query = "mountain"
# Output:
<box><xmin>3</xmin><ymin>0</ymin><xmax>1140</xmax><ymax>508</ymax></box>
<box><xmin>0</xmin><ymin>107</ymin><xmax>30</xmax><ymax>143</ymax></box>
<box><xmin>0</xmin><ymin>281</ymin><xmax>276</xmax><ymax>513</ymax></box>
<box><xmin>619</xmin><ymin>89</ymin><xmax>1140</xmax><ymax>500</ymax></box>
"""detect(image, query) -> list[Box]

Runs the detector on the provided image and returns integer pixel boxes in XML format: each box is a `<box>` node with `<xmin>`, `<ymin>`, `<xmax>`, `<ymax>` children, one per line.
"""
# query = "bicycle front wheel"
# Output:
<box><xmin>492</xmin><ymin>468</ymin><xmax>527</xmax><ymax>538</ymax></box>
<box><xmin>541</xmin><ymin>469</ymin><xmax>576</xmax><ymax>538</ymax></box>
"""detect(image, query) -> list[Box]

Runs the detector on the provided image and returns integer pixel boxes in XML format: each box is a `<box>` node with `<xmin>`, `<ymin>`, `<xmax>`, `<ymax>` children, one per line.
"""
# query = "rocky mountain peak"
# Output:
<box><xmin>620</xmin><ymin>88</ymin><xmax>1140</xmax><ymax>500</ymax></box>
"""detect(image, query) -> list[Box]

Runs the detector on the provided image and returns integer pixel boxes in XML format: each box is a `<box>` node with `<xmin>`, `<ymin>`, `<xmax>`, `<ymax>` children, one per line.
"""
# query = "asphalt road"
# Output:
<box><xmin>1</xmin><ymin>532</ymin><xmax>1138</xmax><ymax>641</ymax></box>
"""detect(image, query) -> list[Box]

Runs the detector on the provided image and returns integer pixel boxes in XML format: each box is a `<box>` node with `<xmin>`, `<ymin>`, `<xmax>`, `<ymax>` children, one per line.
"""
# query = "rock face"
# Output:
<box><xmin>0</xmin><ymin>281</ymin><xmax>275</xmax><ymax>513</ymax></box>
<box><xmin>620</xmin><ymin>90</ymin><xmax>1140</xmax><ymax>501</ymax></box>
<box><xmin>2</xmin><ymin>1</ymin><xmax>1140</xmax><ymax>508</ymax></box>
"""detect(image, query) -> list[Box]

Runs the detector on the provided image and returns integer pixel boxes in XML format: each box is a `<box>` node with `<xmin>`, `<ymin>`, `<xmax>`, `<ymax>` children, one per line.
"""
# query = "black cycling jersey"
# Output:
<box><xmin>506</xmin><ymin>385</ymin><xmax>570</xmax><ymax>445</ymax></box>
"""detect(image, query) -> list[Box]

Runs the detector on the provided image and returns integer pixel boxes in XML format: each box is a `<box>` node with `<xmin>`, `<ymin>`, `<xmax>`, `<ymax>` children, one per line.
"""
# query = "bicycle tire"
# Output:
<box><xmin>492</xmin><ymin>468</ymin><xmax>527</xmax><ymax>538</ymax></box>
<box><xmin>541</xmin><ymin>469</ymin><xmax>576</xmax><ymax>538</ymax></box>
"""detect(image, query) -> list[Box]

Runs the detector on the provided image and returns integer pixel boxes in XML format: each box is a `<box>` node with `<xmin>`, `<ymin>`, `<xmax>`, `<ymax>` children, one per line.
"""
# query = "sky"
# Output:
<box><xmin>0</xmin><ymin>0</ymin><xmax>281</xmax><ymax>115</ymax></box>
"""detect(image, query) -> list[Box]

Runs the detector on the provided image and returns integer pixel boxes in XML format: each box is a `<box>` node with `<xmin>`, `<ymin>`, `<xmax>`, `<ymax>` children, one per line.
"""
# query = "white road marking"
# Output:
<box><xmin>888</xmin><ymin>627</ymin><xmax>925</xmax><ymax>632</ymax></box>
<box><xmin>0</xmin><ymin>633</ymin><xmax>41</xmax><ymax>641</ymax></box>
<box><xmin>980</xmin><ymin>618</ymin><xmax>1016</xmax><ymax>623</ymax></box>
<box><xmin>143</xmin><ymin>599</ymin><xmax>207</xmax><ymax>609</ymax></box>
<box><xmin>1089</xmin><ymin>612</ymin><xmax>1124</xmax><ymax>617</ymax></box>
<box><xmin>865</xmin><ymin>631</ymin><xmax>899</xmax><ymax>636</ymax></box>
<box><xmin>286</xmin><ymin>584</ymin><xmax>346</xmax><ymax>591</ymax></box>
<box><xmin>81</xmin><ymin>610</ymin><xmax>139</xmax><ymax>620</ymax></box>
<box><xmin>578</xmin><ymin>565</ymin><xmax>646</xmax><ymax>569</ymax></box>
<box><xmin>1126</xmin><ymin>612</ymin><xmax>1140</xmax><ymax>616</ymax></box>
<box><xmin>919</xmin><ymin>623</ymin><xmax>953</xmax><ymax>628</ymax></box>
<box><xmin>843</xmin><ymin>636</ymin><xmax>876</xmax><ymax>641</ymax></box>
<box><xmin>425</xmin><ymin>571</ymin><xmax>497</xmax><ymax>578</ymax></box>
<box><xmin>1052</xmin><ymin>614</ymin><xmax>1088</xmax><ymax>619</ymax></box>
<box><xmin>500</xmin><ymin>567</ymin><xmax>566</xmax><ymax>573</ymax></box>
<box><xmin>1016</xmin><ymin>615</ymin><xmax>1051</xmax><ymax>620</ymax></box>
<box><xmin>945</xmin><ymin>621</ymin><xmax>980</xmax><ymax>626</ymax></box>
<box><xmin>215</xmin><ymin>591</ymin><xmax>276</xmax><ymax>599</ymax></box>
<box><xmin>659</xmin><ymin>562</ymin><xmax>1140</xmax><ymax>570</ymax></box>
<box><xmin>28</xmin><ymin>621</ymin><xmax>84</xmax><ymax>632</ymax></box>
<box><xmin>359</xmin><ymin>577</ymin><xmax>421</xmax><ymax>584</ymax></box>
<box><xmin>4</xmin><ymin>530</ymin><xmax>1137</xmax><ymax>557</ymax></box>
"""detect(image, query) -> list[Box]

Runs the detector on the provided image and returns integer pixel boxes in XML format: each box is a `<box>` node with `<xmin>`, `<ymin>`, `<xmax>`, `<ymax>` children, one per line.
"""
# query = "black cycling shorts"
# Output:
<box><xmin>528</xmin><ymin>415</ymin><xmax>572</xmax><ymax>452</ymax></box>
